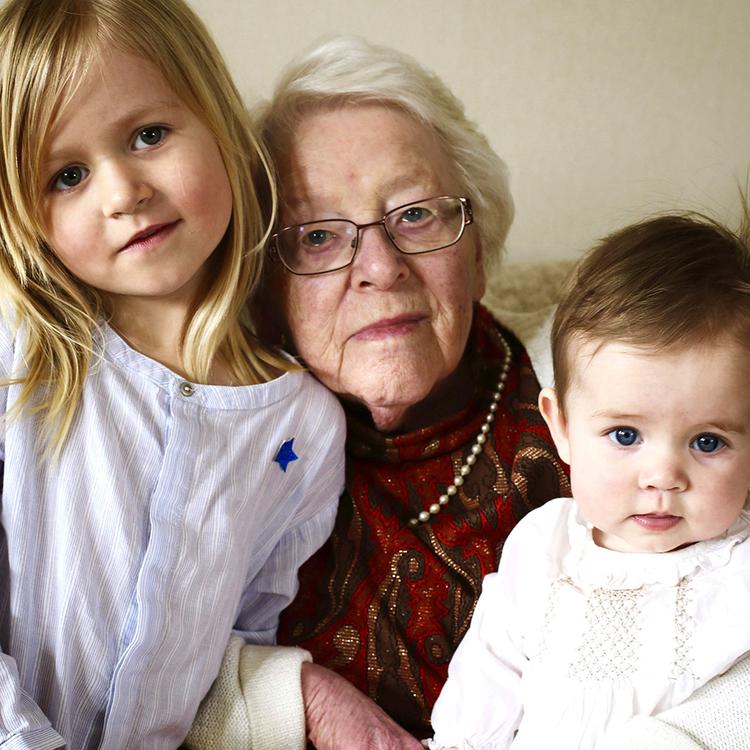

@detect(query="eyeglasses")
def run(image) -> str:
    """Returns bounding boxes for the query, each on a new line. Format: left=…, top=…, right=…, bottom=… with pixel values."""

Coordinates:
left=270, top=195, right=473, bottom=276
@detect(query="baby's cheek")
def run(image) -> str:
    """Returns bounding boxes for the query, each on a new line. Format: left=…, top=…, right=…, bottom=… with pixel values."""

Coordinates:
left=571, top=465, right=618, bottom=519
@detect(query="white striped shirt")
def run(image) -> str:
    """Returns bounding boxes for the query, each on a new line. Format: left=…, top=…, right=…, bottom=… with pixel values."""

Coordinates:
left=0, top=322, right=345, bottom=749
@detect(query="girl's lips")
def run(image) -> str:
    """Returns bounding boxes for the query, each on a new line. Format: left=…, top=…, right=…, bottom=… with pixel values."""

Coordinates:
left=631, top=513, right=682, bottom=531
left=352, top=315, right=425, bottom=341
left=120, top=221, right=179, bottom=252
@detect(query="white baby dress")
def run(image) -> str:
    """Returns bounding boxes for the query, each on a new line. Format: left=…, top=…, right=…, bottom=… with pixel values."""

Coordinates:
left=429, top=498, right=750, bottom=750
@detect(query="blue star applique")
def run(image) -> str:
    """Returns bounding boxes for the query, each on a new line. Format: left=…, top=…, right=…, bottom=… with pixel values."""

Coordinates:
left=274, top=438, right=298, bottom=472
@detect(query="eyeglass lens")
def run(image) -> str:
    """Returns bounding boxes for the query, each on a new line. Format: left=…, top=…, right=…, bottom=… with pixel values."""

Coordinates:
left=275, top=196, right=467, bottom=275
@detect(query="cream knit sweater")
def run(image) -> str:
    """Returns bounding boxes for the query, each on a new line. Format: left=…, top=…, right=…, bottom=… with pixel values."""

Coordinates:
left=596, top=654, right=750, bottom=750
left=184, top=635, right=310, bottom=749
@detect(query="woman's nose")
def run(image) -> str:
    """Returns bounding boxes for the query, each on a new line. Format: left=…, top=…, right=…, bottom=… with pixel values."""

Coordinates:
left=349, top=223, right=410, bottom=290
left=98, top=159, right=153, bottom=218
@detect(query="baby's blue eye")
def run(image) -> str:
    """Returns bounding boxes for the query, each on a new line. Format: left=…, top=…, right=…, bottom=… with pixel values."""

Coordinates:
left=608, top=427, right=639, bottom=446
left=52, top=165, right=89, bottom=191
left=691, top=433, right=724, bottom=453
left=133, top=126, right=166, bottom=150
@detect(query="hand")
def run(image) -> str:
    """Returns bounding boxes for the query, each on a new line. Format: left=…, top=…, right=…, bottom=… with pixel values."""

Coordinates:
left=301, top=662, right=424, bottom=749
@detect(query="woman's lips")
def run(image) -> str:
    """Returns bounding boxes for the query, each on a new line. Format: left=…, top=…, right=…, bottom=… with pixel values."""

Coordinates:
left=351, top=315, right=425, bottom=341
left=120, top=221, right=179, bottom=253
left=631, top=513, right=682, bottom=531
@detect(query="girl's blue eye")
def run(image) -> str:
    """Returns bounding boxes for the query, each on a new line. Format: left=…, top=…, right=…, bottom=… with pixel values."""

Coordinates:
left=691, top=433, right=725, bottom=453
left=53, top=165, right=89, bottom=191
left=133, top=126, right=166, bottom=150
left=608, top=427, right=639, bottom=446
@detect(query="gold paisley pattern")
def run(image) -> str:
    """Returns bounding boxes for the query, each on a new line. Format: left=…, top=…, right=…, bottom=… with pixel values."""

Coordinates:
left=279, top=307, right=570, bottom=737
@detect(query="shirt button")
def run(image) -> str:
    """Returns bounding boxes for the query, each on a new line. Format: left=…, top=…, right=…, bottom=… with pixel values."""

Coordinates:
left=179, top=381, right=195, bottom=397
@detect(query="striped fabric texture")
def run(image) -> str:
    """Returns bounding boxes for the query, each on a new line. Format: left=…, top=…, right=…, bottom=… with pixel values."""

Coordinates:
left=0, top=322, right=345, bottom=749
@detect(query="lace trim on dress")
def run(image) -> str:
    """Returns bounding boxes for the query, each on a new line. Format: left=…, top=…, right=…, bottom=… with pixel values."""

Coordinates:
left=568, top=585, right=643, bottom=680
left=671, top=576, right=696, bottom=680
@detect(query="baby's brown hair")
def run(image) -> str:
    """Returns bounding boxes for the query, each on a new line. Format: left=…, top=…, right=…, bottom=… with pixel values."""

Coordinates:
left=552, top=212, right=750, bottom=409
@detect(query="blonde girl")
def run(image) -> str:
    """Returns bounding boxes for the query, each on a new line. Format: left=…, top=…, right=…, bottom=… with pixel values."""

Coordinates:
left=0, top=0, right=344, bottom=747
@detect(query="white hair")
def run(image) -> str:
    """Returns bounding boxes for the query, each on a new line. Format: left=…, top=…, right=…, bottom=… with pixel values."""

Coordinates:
left=257, top=34, right=514, bottom=269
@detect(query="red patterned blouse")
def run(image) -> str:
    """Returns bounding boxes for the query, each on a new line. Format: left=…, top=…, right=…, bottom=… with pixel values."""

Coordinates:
left=278, top=305, right=570, bottom=738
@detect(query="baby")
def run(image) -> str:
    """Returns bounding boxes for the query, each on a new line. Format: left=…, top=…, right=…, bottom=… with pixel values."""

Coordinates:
left=429, top=212, right=750, bottom=749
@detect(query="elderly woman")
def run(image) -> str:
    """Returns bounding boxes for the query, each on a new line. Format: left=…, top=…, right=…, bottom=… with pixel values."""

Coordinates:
left=184, top=35, right=565, bottom=749
left=261, top=35, right=568, bottom=740
left=187, top=36, right=750, bottom=750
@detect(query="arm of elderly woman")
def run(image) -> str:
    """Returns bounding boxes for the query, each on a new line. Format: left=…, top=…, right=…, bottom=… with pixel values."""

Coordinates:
left=185, top=639, right=422, bottom=749
left=184, top=636, right=310, bottom=749
left=302, top=662, right=423, bottom=749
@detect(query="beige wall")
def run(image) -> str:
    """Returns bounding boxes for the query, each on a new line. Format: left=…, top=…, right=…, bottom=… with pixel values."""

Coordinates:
left=191, top=0, right=750, bottom=263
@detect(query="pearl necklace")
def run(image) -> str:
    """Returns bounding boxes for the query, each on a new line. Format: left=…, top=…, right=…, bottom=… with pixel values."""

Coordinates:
left=408, top=332, right=512, bottom=528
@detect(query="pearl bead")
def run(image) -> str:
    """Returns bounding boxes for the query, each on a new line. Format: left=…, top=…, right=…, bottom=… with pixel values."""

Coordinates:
left=408, top=331, right=510, bottom=527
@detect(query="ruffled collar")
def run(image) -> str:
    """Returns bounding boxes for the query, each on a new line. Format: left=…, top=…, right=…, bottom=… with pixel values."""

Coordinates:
left=562, top=506, right=750, bottom=588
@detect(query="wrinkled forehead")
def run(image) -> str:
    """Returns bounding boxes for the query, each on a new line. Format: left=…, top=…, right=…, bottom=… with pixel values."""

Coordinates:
left=276, top=102, right=461, bottom=223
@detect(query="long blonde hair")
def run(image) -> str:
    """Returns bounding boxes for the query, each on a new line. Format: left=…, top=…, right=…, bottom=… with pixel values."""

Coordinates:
left=0, top=0, right=290, bottom=453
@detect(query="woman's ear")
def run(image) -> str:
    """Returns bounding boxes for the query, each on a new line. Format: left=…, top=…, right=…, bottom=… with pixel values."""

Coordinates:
left=538, top=387, right=571, bottom=465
